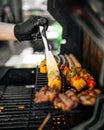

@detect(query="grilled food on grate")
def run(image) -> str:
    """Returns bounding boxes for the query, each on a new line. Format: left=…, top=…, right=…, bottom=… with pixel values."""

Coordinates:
left=56, top=53, right=96, bottom=91
left=34, top=86, right=58, bottom=103
left=36, top=53, right=101, bottom=111
left=69, top=54, right=82, bottom=68
left=34, top=85, right=102, bottom=111
left=78, top=88, right=102, bottom=106
left=53, top=89, right=79, bottom=111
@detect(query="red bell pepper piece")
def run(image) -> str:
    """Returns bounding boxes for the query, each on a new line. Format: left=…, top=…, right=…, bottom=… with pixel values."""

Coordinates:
left=87, top=79, right=96, bottom=88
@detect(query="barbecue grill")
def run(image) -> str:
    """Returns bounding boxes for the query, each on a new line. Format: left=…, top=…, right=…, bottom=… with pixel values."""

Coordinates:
left=0, top=67, right=96, bottom=130
left=0, top=0, right=104, bottom=129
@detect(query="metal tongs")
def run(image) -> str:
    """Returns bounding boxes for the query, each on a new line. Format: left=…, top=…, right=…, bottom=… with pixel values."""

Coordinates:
left=39, top=26, right=50, bottom=51
left=39, top=26, right=59, bottom=73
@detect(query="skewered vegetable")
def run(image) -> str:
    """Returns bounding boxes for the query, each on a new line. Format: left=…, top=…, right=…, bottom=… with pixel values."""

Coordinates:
left=70, top=76, right=87, bottom=91
left=45, top=51, right=62, bottom=91
left=40, top=59, right=47, bottom=73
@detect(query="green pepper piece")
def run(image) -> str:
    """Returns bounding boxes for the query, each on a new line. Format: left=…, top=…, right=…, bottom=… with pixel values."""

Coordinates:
left=73, top=66, right=78, bottom=69
left=71, top=71, right=77, bottom=76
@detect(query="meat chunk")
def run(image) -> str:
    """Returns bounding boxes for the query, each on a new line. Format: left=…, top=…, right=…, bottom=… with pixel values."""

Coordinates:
left=53, top=89, right=79, bottom=111
left=78, top=88, right=102, bottom=106
left=34, top=86, right=58, bottom=103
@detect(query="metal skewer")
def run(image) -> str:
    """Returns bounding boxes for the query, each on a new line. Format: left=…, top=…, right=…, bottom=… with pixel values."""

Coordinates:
left=38, top=113, right=51, bottom=130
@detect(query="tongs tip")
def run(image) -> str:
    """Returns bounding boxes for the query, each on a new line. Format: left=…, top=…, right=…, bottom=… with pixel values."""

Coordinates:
left=39, top=26, right=50, bottom=51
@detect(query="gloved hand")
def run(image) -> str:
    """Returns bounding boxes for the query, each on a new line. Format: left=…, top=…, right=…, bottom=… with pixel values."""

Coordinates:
left=14, top=16, right=48, bottom=41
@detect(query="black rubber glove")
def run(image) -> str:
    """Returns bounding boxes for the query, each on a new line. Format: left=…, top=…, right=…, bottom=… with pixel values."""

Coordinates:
left=14, top=16, right=48, bottom=41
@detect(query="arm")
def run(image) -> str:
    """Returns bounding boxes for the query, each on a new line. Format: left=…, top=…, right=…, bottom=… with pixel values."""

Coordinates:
left=0, top=22, right=17, bottom=40
left=0, top=16, right=48, bottom=41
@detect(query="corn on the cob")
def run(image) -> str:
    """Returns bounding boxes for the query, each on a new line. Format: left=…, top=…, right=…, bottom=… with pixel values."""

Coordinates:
left=46, top=51, right=61, bottom=91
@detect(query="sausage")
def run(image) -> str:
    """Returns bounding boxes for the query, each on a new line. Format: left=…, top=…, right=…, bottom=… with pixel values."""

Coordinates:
left=64, top=54, right=74, bottom=69
left=69, top=53, right=81, bottom=68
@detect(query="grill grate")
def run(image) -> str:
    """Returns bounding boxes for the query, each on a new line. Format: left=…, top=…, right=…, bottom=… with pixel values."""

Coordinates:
left=0, top=68, right=93, bottom=130
left=0, top=85, right=33, bottom=130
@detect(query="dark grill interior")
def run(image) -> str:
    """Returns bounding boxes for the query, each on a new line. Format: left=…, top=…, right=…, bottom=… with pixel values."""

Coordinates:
left=0, top=68, right=93, bottom=130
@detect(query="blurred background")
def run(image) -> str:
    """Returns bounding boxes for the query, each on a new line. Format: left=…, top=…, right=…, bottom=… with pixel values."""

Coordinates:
left=0, top=0, right=65, bottom=67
